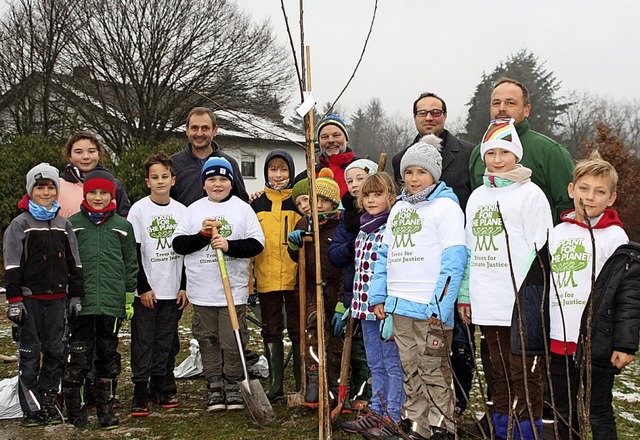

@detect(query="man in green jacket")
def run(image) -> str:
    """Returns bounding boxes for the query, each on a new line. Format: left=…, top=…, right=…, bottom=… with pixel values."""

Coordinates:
left=469, top=78, right=574, bottom=225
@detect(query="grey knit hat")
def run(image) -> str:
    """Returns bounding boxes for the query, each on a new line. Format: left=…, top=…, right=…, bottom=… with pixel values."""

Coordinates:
left=26, top=163, right=60, bottom=196
left=400, top=134, right=443, bottom=181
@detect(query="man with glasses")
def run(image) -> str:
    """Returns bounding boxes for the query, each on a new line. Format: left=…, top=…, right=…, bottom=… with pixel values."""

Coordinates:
left=469, top=78, right=574, bottom=224
left=391, top=92, right=476, bottom=427
left=392, top=92, right=474, bottom=210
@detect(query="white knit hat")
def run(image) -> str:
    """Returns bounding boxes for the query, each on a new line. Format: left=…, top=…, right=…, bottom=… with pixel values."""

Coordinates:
left=480, top=118, right=523, bottom=161
left=26, top=163, right=59, bottom=196
left=344, top=159, right=378, bottom=178
left=400, top=134, right=443, bottom=182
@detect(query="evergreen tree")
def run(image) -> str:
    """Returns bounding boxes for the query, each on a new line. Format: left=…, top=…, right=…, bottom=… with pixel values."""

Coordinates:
left=464, top=49, right=569, bottom=143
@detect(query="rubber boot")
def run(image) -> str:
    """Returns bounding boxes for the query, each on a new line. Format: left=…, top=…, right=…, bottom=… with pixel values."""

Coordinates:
left=265, top=342, right=284, bottom=402
left=304, top=363, right=319, bottom=407
left=130, top=381, right=149, bottom=417
left=95, top=378, right=119, bottom=429
left=292, top=343, right=302, bottom=392
left=64, top=387, right=87, bottom=428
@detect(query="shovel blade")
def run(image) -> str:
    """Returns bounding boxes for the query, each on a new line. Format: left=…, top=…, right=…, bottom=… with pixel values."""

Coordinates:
left=239, top=378, right=276, bottom=426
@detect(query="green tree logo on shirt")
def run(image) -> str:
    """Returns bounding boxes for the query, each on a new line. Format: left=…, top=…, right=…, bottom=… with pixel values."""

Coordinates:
left=551, top=238, right=591, bottom=288
left=471, top=204, right=503, bottom=251
left=391, top=208, right=422, bottom=247
left=147, top=214, right=178, bottom=249
left=203, top=217, right=233, bottom=252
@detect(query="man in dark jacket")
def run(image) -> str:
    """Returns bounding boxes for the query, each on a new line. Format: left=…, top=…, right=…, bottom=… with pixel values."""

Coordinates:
left=171, top=107, right=248, bottom=206
left=392, top=92, right=474, bottom=210
left=392, top=92, right=475, bottom=418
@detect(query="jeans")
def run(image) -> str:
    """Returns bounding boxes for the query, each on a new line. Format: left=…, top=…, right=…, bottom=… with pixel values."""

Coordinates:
left=361, top=319, right=405, bottom=421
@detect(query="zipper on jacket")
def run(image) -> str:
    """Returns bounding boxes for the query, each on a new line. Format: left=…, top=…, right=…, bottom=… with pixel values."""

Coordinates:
left=282, top=216, right=289, bottom=245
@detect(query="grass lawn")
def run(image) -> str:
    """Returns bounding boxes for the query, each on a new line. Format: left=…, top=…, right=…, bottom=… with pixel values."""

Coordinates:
left=0, top=301, right=639, bottom=439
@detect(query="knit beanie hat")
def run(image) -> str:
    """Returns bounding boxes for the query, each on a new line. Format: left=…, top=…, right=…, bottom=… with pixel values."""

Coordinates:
left=202, top=156, right=234, bottom=185
left=26, top=163, right=59, bottom=196
left=317, top=114, right=349, bottom=141
left=292, top=177, right=309, bottom=202
left=83, top=169, right=116, bottom=198
left=344, top=158, right=378, bottom=178
left=481, top=118, right=523, bottom=161
left=315, top=168, right=341, bottom=207
left=400, top=134, right=443, bottom=182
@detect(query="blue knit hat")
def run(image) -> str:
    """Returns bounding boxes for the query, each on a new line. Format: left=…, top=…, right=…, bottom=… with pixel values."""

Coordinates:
left=202, top=157, right=234, bottom=185
left=317, top=114, right=349, bottom=141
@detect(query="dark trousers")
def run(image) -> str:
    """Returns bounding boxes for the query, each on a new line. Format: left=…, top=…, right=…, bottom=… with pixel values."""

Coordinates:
left=130, top=298, right=180, bottom=383
left=258, top=290, right=300, bottom=343
left=483, top=325, right=543, bottom=419
left=550, top=353, right=617, bottom=440
left=63, top=315, right=122, bottom=387
left=451, top=310, right=475, bottom=412
left=17, top=297, right=66, bottom=412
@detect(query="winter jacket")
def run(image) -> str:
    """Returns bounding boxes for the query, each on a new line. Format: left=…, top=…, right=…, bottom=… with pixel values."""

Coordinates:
left=576, top=242, right=640, bottom=374
left=252, top=150, right=301, bottom=293
left=328, top=192, right=360, bottom=307
left=170, top=141, right=248, bottom=206
left=392, top=130, right=474, bottom=210
left=58, top=163, right=131, bottom=218
left=3, top=197, right=84, bottom=302
left=294, top=148, right=358, bottom=198
left=369, top=182, right=467, bottom=327
left=469, top=119, right=574, bottom=224
left=288, top=215, right=344, bottom=316
left=69, top=208, right=138, bottom=318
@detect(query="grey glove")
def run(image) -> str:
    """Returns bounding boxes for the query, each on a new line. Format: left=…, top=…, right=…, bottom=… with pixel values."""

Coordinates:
left=68, top=297, right=82, bottom=323
left=7, top=301, right=27, bottom=326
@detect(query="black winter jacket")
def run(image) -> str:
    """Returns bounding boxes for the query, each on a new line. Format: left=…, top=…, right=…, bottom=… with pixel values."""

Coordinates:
left=576, top=242, right=640, bottom=373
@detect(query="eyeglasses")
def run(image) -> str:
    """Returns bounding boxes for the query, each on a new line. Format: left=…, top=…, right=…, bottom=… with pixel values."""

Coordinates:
left=415, top=109, right=446, bottom=118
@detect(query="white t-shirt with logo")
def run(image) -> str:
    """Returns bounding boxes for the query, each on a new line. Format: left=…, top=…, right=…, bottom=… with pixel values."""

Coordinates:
left=549, top=220, right=628, bottom=344
left=465, top=182, right=552, bottom=326
left=173, top=195, right=264, bottom=307
left=128, top=196, right=187, bottom=300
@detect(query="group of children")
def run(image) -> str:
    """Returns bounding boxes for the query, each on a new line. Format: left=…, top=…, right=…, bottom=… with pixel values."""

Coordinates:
left=3, top=115, right=639, bottom=440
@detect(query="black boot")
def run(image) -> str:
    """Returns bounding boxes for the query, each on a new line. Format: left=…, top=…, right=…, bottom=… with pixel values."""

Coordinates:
left=130, top=381, right=149, bottom=417
left=95, top=378, right=119, bottom=429
left=292, top=343, right=302, bottom=392
left=42, top=390, right=63, bottom=425
left=265, top=342, right=284, bottom=402
left=64, top=386, right=87, bottom=428
left=304, top=363, right=319, bottom=407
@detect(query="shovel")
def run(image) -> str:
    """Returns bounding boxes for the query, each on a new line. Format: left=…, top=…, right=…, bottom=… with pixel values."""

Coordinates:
left=330, top=314, right=355, bottom=420
left=210, top=221, right=276, bottom=426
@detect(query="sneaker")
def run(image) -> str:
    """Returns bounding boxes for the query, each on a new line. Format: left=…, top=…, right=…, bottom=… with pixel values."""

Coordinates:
left=150, top=390, right=180, bottom=409
left=430, top=427, right=455, bottom=440
left=22, top=411, right=41, bottom=427
left=340, top=413, right=379, bottom=434
left=362, top=424, right=400, bottom=440
left=130, top=395, right=149, bottom=417
left=225, top=383, right=244, bottom=411
left=206, top=382, right=226, bottom=412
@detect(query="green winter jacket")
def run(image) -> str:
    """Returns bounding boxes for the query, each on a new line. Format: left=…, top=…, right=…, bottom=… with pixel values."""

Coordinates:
left=69, top=208, right=138, bottom=318
left=469, top=119, right=574, bottom=225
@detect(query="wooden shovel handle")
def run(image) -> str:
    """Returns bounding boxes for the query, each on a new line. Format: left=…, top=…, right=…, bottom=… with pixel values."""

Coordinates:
left=211, top=224, right=241, bottom=331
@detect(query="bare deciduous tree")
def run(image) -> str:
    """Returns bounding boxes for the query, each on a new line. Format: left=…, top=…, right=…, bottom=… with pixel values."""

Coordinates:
left=63, top=0, right=294, bottom=154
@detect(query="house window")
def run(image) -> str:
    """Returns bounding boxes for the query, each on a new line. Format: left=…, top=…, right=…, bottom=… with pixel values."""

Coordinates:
left=241, top=155, right=256, bottom=178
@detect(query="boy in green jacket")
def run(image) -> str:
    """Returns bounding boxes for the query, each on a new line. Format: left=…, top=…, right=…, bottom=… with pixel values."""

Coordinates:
left=64, top=170, right=138, bottom=429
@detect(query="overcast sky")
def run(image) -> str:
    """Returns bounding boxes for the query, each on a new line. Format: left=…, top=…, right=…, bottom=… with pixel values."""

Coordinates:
left=236, top=0, right=640, bottom=127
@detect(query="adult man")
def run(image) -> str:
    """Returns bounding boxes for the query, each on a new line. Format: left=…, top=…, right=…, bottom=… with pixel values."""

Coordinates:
left=302, top=113, right=357, bottom=197
left=468, top=78, right=574, bottom=224
left=392, top=92, right=474, bottom=210
left=171, top=107, right=248, bottom=206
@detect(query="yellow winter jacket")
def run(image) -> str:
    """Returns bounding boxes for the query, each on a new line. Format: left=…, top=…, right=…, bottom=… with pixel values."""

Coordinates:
left=251, top=187, right=301, bottom=293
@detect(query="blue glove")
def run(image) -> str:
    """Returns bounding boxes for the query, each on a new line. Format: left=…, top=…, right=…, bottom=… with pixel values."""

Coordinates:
left=380, top=314, right=394, bottom=342
left=125, top=292, right=135, bottom=320
left=331, top=303, right=348, bottom=337
left=288, top=230, right=303, bottom=250
left=68, top=297, right=82, bottom=323
left=7, top=301, right=27, bottom=326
